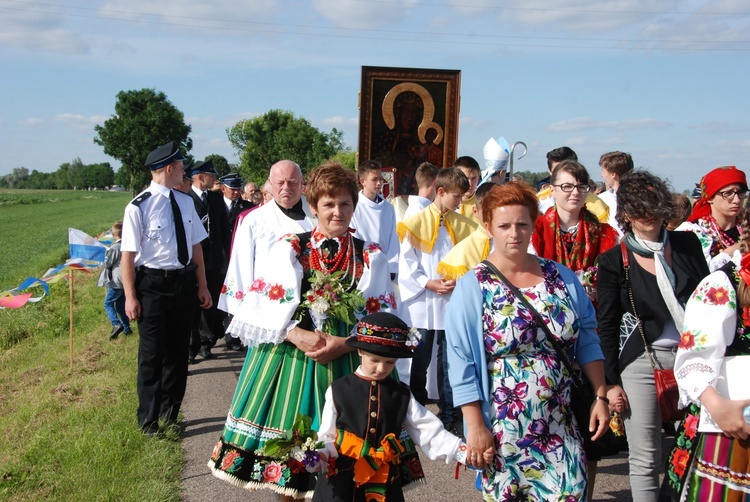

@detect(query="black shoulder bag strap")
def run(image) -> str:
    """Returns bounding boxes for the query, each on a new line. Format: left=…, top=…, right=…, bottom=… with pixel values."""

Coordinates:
left=480, top=260, right=582, bottom=385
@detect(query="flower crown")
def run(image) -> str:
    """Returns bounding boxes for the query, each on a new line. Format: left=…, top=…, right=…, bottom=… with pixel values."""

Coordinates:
left=354, top=321, right=421, bottom=349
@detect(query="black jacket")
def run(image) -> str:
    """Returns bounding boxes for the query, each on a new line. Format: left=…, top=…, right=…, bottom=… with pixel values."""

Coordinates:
left=596, top=231, right=709, bottom=385
left=189, top=189, right=231, bottom=273
left=226, top=198, right=254, bottom=233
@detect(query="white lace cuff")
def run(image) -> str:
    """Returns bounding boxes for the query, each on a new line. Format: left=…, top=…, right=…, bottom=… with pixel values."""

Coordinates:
left=226, top=317, right=291, bottom=347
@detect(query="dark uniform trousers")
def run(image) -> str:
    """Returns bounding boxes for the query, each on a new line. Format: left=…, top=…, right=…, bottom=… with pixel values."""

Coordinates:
left=135, top=268, right=197, bottom=429
left=189, top=269, right=226, bottom=354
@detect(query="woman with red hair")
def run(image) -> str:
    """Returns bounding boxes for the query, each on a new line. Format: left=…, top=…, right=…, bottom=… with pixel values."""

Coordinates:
left=681, top=166, right=748, bottom=272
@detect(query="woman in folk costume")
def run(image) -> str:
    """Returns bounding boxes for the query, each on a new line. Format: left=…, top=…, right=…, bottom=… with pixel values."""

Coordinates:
left=531, top=160, right=619, bottom=297
left=680, top=166, right=748, bottom=272
left=661, top=206, right=750, bottom=501
left=208, top=161, right=413, bottom=500
left=530, top=159, right=619, bottom=499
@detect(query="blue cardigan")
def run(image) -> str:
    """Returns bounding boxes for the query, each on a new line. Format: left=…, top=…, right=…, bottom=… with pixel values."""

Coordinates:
left=445, top=259, right=604, bottom=430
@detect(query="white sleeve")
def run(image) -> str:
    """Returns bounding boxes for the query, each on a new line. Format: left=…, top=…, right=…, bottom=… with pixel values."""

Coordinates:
left=674, top=271, right=738, bottom=407
left=318, top=387, right=339, bottom=460
left=403, top=393, right=462, bottom=463
left=397, top=239, right=428, bottom=303
left=219, top=216, right=256, bottom=315
left=120, top=203, right=142, bottom=254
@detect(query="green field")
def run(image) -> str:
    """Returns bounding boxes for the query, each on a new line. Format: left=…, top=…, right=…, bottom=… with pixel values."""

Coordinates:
left=0, top=189, right=132, bottom=289
left=0, top=190, right=183, bottom=501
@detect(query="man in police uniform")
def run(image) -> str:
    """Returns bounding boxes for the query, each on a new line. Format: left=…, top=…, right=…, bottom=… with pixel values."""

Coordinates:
left=187, top=160, right=231, bottom=362
left=121, top=141, right=212, bottom=436
left=219, top=173, right=254, bottom=233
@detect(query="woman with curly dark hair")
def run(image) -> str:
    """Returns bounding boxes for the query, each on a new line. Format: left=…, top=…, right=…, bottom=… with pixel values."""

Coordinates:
left=596, top=170, right=709, bottom=501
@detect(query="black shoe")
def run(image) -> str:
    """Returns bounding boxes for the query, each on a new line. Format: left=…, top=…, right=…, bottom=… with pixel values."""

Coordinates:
left=141, top=422, right=159, bottom=437
left=198, top=347, right=213, bottom=359
left=110, top=325, right=124, bottom=340
left=188, top=355, right=197, bottom=365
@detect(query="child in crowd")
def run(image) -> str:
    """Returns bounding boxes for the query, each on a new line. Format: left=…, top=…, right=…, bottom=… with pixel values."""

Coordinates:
left=396, top=167, right=477, bottom=432
left=668, top=192, right=694, bottom=230
left=402, top=162, right=439, bottom=221
left=314, top=312, right=484, bottom=501
left=351, top=160, right=400, bottom=280
left=97, top=222, right=131, bottom=340
left=597, top=151, right=634, bottom=236
left=454, top=156, right=482, bottom=224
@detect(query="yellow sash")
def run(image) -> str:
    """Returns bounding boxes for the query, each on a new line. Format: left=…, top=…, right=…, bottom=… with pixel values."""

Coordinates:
left=396, top=204, right=477, bottom=254
left=437, top=227, right=491, bottom=280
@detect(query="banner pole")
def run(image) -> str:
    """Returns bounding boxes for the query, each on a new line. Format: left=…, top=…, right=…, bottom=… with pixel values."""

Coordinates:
left=69, top=269, right=74, bottom=371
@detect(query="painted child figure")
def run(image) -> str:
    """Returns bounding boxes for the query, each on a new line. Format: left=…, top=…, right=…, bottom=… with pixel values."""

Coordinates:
left=314, top=312, right=485, bottom=501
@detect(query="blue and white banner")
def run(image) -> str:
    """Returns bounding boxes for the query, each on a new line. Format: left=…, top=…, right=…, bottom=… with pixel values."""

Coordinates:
left=69, top=228, right=107, bottom=262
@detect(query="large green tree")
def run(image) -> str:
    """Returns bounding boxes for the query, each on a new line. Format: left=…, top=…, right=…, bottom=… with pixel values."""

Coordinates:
left=227, top=109, right=344, bottom=182
left=94, top=89, right=191, bottom=193
left=204, top=154, right=231, bottom=177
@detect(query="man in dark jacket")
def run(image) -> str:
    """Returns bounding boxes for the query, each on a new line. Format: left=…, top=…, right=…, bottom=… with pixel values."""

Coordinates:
left=188, top=160, right=232, bottom=362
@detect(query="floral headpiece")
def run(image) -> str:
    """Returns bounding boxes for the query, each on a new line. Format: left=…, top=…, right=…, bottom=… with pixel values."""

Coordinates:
left=346, top=312, right=420, bottom=358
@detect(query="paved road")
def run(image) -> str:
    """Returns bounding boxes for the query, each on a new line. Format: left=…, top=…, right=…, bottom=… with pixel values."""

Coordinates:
left=181, top=339, right=635, bottom=501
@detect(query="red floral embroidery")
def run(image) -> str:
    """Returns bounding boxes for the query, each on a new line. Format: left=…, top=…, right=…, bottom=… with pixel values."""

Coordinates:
left=742, top=307, right=750, bottom=329
left=678, top=331, right=696, bottom=350
left=263, top=461, right=283, bottom=483
left=250, top=278, right=266, bottom=292
left=267, top=284, right=286, bottom=301
left=670, top=447, right=691, bottom=477
left=705, top=286, right=730, bottom=305
left=235, top=290, right=244, bottom=300
left=365, top=297, right=380, bottom=314
left=684, top=413, right=699, bottom=440
left=221, top=450, right=240, bottom=471
left=211, top=441, right=222, bottom=461
left=221, top=284, right=228, bottom=294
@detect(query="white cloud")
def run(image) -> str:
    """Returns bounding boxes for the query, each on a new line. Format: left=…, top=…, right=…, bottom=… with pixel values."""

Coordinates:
left=54, top=114, right=109, bottom=128
left=320, top=115, right=358, bottom=128
left=19, top=118, right=46, bottom=127
left=548, top=117, right=672, bottom=132
left=98, top=0, right=278, bottom=26
left=695, top=121, right=750, bottom=134
left=312, top=0, right=420, bottom=29
left=0, top=6, right=89, bottom=53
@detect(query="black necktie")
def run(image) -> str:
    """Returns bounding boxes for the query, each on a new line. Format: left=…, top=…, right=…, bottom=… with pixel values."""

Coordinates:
left=201, top=191, right=207, bottom=206
left=169, top=191, right=189, bottom=266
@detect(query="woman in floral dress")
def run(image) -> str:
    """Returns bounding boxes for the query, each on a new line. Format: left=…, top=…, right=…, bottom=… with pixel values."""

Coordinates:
left=208, top=162, right=402, bottom=499
left=680, top=166, right=747, bottom=272
left=446, top=181, right=609, bottom=501
left=661, top=206, right=750, bottom=501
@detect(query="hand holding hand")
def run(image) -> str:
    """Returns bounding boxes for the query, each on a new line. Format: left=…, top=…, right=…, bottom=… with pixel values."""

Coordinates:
left=305, top=332, right=352, bottom=364
left=288, top=327, right=326, bottom=353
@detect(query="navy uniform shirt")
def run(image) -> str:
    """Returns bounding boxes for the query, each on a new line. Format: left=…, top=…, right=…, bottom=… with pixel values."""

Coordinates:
left=122, top=181, right=208, bottom=270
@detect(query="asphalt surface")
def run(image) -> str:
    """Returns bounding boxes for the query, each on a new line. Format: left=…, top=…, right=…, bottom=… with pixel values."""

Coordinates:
left=180, top=338, right=636, bottom=501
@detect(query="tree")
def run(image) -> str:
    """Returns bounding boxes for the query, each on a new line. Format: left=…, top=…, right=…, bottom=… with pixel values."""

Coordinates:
left=4, top=167, right=30, bottom=189
left=94, top=88, right=191, bottom=194
left=515, top=170, right=550, bottom=189
left=227, top=109, right=345, bottom=182
left=204, top=154, right=231, bottom=177
left=330, top=149, right=357, bottom=170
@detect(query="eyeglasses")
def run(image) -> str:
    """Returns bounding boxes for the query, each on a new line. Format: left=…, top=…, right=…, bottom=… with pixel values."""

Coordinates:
left=552, top=183, right=591, bottom=193
left=717, top=188, right=750, bottom=201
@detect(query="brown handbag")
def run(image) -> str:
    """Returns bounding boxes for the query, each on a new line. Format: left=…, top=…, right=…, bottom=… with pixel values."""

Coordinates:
left=621, top=242, right=685, bottom=422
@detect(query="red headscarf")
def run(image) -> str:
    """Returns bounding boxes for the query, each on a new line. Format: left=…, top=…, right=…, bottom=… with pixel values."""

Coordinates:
left=687, top=166, right=747, bottom=222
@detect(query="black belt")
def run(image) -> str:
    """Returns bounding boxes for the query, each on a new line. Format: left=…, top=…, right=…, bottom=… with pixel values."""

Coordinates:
left=138, top=264, right=196, bottom=277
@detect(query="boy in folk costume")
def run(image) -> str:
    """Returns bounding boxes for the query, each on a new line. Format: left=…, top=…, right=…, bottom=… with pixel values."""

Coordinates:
left=454, top=156, right=482, bottom=225
left=351, top=160, right=400, bottom=280
left=314, top=312, right=478, bottom=501
left=437, top=182, right=498, bottom=281
left=396, top=167, right=477, bottom=431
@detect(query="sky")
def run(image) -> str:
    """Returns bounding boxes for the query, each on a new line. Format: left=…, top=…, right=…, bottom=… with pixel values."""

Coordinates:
left=0, top=0, right=748, bottom=191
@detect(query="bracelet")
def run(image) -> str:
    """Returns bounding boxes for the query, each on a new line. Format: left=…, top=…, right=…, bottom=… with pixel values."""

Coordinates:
left=595, top=395, right=610, bottom=404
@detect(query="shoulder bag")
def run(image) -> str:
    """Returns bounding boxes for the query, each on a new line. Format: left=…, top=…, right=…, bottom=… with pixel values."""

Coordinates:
left=480, top=260, right=622, bottom=455
left=620, top=242, right=684, bottom=422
